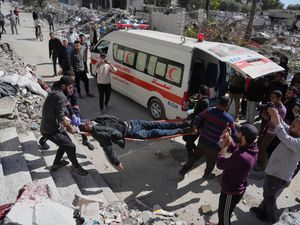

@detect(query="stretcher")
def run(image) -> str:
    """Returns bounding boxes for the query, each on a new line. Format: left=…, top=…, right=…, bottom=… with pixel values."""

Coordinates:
left=78, top=118, right=196, bottom=142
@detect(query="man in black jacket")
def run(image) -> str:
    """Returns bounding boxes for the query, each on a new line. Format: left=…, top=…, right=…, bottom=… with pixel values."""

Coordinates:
left=49, top=32, right=62, bottom=76
left=58, top=38, right=72, bottom=74
left=40, top=76, right=88, bottom=175
left=245, top=77, right=268, bottom=124
left=79, top=115, right=191, bottom=171
left=179, top=85, right=210, bottom=178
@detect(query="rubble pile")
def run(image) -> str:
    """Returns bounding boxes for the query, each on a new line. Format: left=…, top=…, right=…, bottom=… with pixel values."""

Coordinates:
left=80, top=201, right=188, bottom=225
left=203, top=11, right=300, bottom=73
left=0, top=182, right=189, bottom=225
left=47, top=7, right=148, bottom=38
left=0, top=43, right=47, bottom=133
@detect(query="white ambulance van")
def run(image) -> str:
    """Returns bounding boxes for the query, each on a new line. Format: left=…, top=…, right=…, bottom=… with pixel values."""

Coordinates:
left=90, top=30, right=283, bottom=119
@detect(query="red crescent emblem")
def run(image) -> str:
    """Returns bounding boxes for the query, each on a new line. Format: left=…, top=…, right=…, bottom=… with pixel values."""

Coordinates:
left=168, top=67, right=177, bottom=81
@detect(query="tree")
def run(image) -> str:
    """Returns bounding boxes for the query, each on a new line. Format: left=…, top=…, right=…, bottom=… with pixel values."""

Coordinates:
left=261, top=0, right=284, bottom=10
left=287, top=4, right=300, bottom=10
left=244, top=0, right=257, bottom=40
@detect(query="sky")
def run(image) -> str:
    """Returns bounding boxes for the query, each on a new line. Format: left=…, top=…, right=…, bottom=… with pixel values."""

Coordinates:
left=281, top=0, right=300, bottom=7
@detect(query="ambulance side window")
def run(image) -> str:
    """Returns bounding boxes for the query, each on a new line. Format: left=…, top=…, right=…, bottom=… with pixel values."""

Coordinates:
left=95, top=40, right=110, bottom=55
left=136, top=52, right=147, bottom=72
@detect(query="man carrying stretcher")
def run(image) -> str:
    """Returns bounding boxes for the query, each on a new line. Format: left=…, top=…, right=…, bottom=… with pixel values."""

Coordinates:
left=79, top=115, right=193, bottom=171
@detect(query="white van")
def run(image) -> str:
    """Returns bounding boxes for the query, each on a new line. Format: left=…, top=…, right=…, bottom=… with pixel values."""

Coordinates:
left=90, top=30, right=283, bottom=119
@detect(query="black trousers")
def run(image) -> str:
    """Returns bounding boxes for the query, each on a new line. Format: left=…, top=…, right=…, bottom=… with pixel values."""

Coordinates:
left=0, top=21, right=6, bottom=33
left=49, top=23, right=54, bottom=32
left=74, top=70, right=89, bottom=95
left=52, top=54, right=58, bottom=75
left=43, top=130, right=80, bottom=167
left=35, top=25, right=41, bottom=38
left=218, top=191, right=244, bottom=225
left=97, top=83, right=111, bottom=110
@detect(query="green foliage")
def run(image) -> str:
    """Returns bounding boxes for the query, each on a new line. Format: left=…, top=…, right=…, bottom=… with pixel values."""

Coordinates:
left=219, top=0, right=240, bottom=12
left=287, top=4, right=300, bottom=10
left=261, top=0, right=284, bottom=10
left=210, top=0, right=221, bottom=10
left=184, top=24, right=198, bottom=38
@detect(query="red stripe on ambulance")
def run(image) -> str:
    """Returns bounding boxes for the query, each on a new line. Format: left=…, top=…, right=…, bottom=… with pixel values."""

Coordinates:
left=112, top=70, right=183, bottom=105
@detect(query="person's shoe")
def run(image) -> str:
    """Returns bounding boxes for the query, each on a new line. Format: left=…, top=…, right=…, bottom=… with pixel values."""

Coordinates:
left=202, top=173, right=216, bottom=180
left=79, top=94, right=84, bottom=99
left=87, top=93, right=95, bottom=97
left=250, top=207, right=268, bottom=222
left=39, top=139, right=50, bottom=150
left=178, top=167, right=187, bottom=180
left=71, top=165, right=88, bottom=176
left=82, top=140, right=95, bottom=150
left=50, top=160, right=69, bottom=171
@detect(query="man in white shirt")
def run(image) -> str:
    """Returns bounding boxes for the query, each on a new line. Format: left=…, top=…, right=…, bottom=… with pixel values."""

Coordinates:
left=250, top=108, right=300, bottom=223
left=96, top=53, right=117, bottom=112
left=65, top=27, right=78, bottom=47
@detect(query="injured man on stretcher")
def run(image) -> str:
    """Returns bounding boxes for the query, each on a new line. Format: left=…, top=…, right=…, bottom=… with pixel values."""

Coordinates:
left=79, top=115, right=193, bottom=171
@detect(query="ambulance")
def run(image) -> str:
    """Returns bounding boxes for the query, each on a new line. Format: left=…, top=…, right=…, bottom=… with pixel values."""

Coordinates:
left=90, top=30, right=284, bottom=119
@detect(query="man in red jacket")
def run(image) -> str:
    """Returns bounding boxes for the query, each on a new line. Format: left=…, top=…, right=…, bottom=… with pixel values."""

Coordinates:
left=207, top=124, right=258, bottom=225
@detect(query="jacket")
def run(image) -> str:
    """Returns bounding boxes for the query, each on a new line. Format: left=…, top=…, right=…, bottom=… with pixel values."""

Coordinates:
left=58, top=46, right=72, bottom=71
left=49, top=37, right=62, bottom=57
left=70, top=49, right=85, bottom=72
left=228, top=75, right=245, bottom=94
left=245, top=77, right=268, bottom=102
left=91, top=115, right=127, bottom=166
left=40, top=90, right=67, bottom=135
left=217, top=143, right=258, bottom=195
left=189, top=97, right=209, bottom=121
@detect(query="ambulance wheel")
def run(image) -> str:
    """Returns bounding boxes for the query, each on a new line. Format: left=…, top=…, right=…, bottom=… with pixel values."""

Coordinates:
left=149, top=98, right=166, bottom=120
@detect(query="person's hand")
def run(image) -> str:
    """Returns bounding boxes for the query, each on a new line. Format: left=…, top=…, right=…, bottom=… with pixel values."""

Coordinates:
left=115, top=163, right=124, bottom=172
left=221, top=129, right=231, bottom=148
left=66, top=124, right=76, bottom=134
left=292, top=106, right=300, bottom=118
left=267, top=107, right=280, bottom=126
left=71, top=115, right=81, bottom=126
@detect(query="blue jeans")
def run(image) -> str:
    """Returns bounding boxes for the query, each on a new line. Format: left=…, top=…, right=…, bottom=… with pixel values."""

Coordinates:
left=127, top=120, right=185, bottom=139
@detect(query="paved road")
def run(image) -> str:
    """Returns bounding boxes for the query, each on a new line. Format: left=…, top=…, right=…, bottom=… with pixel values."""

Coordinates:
left=2, top=2, right=300, bottom=224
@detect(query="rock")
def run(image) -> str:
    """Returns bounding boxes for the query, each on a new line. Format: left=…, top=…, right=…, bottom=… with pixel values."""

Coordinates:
left=199, top=205, right=212, bottom=215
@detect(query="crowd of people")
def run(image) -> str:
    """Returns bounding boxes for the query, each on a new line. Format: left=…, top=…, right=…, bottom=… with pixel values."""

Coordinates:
left=39, top=57, right=300, bottom=225
left=2, top=2, right=299, bottom=224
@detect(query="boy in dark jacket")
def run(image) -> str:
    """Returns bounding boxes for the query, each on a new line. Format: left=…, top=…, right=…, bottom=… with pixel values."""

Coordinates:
left=208, top=124, right=258, bottom=225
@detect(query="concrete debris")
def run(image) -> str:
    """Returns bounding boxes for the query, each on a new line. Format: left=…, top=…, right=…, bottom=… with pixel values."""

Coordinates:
left=274, top=210, right=300, bottom=225
left=203, top=11, right=300, bottom=74
left=199, top=205, right=212, bottom=215
left=0, top=44, right=47, bottom=134
left=49, top=7, right=148, bottom=39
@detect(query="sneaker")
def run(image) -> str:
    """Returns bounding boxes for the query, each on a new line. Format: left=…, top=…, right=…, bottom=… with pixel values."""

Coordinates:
left=82, top=140, right=95, bottom=150
left=50, top=160, right=69, bottom=171
left=39, top=139, right=50, bottom=150
left=202, top=173, right=216, bottom=180
left=71, top=165, right=88, bottom=176
left=87, top=93, right=95, bottom=97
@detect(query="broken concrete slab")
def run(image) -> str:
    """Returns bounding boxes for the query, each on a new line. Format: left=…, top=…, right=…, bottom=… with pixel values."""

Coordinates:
left=0, top=127, right=32, bottom=204
left=0, top=97, right=17, bottom=117
left=35, top=198, right=76, bottom=225
left=19, top=132, right=61, bottom=203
